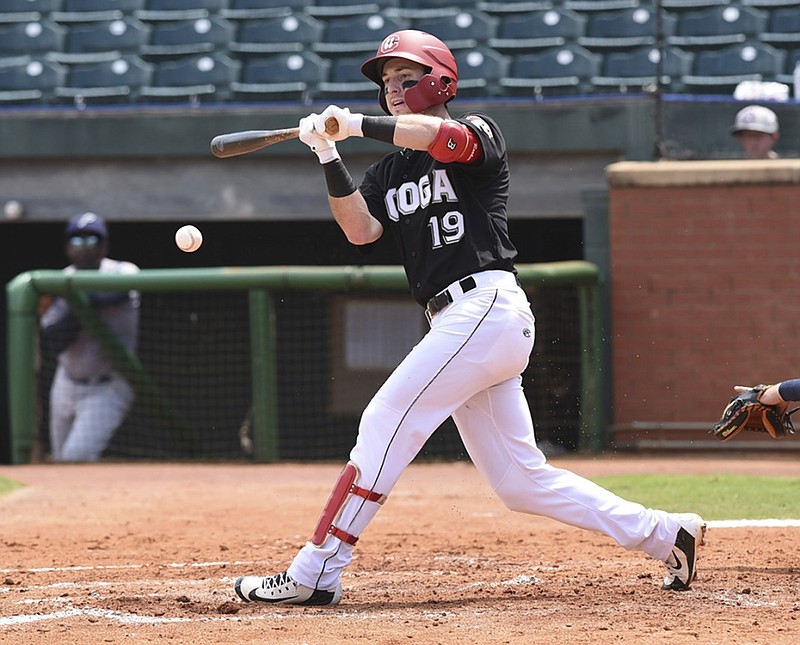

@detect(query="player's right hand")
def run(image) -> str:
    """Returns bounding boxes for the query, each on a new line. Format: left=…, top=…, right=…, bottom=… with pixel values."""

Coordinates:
left=315, top=106, right=363, bottom=142
left=299, top=115, right=340, bottom=164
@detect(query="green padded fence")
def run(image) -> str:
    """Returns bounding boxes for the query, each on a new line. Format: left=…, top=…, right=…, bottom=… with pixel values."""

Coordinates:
left=6, top=262, right=604, bottom=464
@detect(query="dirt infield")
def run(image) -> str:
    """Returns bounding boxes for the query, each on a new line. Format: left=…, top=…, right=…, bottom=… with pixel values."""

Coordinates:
left=1, top=454, right=798, bottom=644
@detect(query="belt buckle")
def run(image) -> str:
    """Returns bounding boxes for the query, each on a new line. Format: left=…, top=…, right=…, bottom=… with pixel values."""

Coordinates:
left=426, top=290, right=453, bottom=321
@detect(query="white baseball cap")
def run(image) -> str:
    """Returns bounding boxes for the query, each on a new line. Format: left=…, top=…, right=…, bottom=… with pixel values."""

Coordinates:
left=731, top=105, right=779, bottom=135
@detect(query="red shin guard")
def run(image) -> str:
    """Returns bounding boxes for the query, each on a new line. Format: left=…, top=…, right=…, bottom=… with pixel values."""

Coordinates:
left=311, top=462, right=386, bottom=547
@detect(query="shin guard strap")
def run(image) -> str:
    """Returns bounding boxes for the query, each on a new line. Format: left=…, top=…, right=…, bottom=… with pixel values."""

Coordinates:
left=330, top=526, right=359, bottom=546
left=351, top=484, right=387, bottom=505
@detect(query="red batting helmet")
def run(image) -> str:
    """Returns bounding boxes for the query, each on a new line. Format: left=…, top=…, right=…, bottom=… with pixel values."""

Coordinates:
left=361, top=30, right=458, bottom=114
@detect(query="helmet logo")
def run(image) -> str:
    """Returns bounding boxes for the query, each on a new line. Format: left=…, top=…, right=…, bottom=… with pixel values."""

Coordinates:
left=381, top=34, right=400, bottom=53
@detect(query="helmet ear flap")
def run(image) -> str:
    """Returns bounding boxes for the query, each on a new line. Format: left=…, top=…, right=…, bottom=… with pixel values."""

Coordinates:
left=377, top=87, right=390, bottom=114
left=403, top=73, right=455, bottom=112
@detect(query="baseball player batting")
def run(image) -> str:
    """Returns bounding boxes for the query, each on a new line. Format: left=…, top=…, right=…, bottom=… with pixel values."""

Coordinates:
left=235, top=30, right=706, bottom=606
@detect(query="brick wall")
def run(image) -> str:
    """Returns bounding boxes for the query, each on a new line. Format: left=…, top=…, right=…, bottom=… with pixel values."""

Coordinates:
left=606, top=160, right=800, bottom=446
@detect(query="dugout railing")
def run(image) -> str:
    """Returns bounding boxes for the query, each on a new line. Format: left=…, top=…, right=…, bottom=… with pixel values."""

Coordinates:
left=6, top=262, right=604, bottom=465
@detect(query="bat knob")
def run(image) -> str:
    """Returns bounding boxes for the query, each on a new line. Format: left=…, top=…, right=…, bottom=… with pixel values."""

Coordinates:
left=210, top=137, right=225, bottom=157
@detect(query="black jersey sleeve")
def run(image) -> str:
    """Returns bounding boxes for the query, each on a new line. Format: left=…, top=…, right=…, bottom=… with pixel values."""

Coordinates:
left=344, top=161, right=388, bottom=255
left=359, top=161, right=387, bottom=228
left=459, top=113, right=506, bottom=169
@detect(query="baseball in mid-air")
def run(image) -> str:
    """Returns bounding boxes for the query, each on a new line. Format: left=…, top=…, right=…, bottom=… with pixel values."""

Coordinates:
left=175, top=225, right=203, bottom=253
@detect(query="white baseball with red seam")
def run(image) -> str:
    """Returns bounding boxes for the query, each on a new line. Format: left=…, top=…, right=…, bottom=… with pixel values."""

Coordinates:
left=175, top=225, right=203, bottom=252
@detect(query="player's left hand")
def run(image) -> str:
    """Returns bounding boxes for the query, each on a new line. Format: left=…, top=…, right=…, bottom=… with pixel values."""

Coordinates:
left=315, top=105, right=364, bottom=142
left=734, top=384, right=788, bottom=413
left=299, top=114, right=340, bottom=164
left=711, top=384, right=795, bottom=441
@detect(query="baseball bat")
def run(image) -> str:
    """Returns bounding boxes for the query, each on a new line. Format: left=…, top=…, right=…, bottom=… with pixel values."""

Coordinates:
left=210, top=117, right=340, bottom=158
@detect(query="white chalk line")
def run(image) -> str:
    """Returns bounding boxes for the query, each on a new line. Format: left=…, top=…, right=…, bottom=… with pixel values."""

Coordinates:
left=0, top=560, right=259, bottom=575
left=706, top=519, right=800, bottom=528
left=2, top=520, right=798, bottom=628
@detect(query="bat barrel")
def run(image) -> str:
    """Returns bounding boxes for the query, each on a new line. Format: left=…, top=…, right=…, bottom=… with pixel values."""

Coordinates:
left=210, top=128, right=300, bottom=158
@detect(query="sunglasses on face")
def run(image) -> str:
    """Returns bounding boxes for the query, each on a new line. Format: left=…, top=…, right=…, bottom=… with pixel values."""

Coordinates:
left=68, top=235, right=101, bottom=248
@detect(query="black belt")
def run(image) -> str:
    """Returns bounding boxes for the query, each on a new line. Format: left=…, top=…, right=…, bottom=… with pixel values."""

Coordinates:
left=426, top=276, right=477, bottom=319
left=69, top=374, right=112, bottom=385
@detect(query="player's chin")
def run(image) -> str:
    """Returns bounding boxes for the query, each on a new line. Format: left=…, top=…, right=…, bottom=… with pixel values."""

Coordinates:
left=388, top=101, right=411, bottom=116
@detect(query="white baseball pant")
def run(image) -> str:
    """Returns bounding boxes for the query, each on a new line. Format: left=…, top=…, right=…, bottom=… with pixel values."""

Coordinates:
left=289, top=271, right=681, bottom=590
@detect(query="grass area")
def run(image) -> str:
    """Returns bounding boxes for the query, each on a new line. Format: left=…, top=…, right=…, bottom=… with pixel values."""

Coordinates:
left=0, top=477, right=24, bottom=498
left=592, top=473, right=800, bottom=521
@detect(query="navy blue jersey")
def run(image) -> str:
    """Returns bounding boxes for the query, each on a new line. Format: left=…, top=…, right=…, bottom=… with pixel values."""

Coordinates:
left=359, top=112, right=517, bottom=306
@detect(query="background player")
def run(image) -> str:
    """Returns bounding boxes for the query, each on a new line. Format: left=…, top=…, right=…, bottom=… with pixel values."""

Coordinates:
left=39, top=212, right=140, bottom=462
left=731, top=105, right=780, bottom=159
left=235, top=30, right=706, bottom=606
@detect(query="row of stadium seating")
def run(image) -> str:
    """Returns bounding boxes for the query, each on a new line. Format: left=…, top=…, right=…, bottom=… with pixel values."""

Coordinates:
left=4, top=0, right=800, bottom=21
left=2, top=1, right=800, bottom=106
left=4, top=4, right=800, bottom=53
left=4, top=41, right=797, bottom=107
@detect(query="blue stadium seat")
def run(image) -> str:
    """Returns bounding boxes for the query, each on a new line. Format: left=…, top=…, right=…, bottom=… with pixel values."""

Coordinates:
left=136, top=0, right=227, bottom=21
left=489, top=8, right=587, bottom=52
left=742, top=0, right=800, bottom=6
left=0, top=20, right=66, bottom=58
left=139, top=52, right=240, bottom=102
left=0, top=57, right=66, bottom=104
left=563, top=0, right=639, bottom=11
left=760, top=7, right=800, bottom=47
left=477, top=1, right=554, bottom=16
left=0, top=0, right=63, bottom=23
left=2, top=0, right=63, bottom=9
left=411, top=10, right=498, bottom=50
left=54, top=55, right=153, bottom=105
left=229, top=13, right=325, bottom=55
left=141, top=16, right=235, bottom=58
left=52, top=0, right=146, bottom=23
left=220, top=0, right=305, bottom=20
left=230, top=50, right=329, bottom=102
left=669, top=5, right=769, bottom=49
left=307, top=0, right=400, bottom=19
left=454, top=46, right=509, bottom=97
left=312, top=14, right=409, bottom=55
left=682, top=41, right=786, bottom=92
left=591, top=45, right=694, bottom=93
left=499, top=43, right=601, bottom=97
left=315, top=55, right=378, bottom=100
left=394, top=0, right=466, bottom=19
left=660, top=0, right=730, bottom=9
left=775, top=46, right=800, bottom=86
left=578, top=6, right=678, bottom=50
left=49, top=17, right=151, bottom=64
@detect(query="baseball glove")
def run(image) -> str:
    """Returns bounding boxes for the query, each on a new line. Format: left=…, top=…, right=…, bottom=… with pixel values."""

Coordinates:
left=711, top=384, right=796, bottom=441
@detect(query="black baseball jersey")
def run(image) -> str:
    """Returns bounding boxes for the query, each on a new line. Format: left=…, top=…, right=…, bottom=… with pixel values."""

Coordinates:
left=359, top=111, right=518, bottom=306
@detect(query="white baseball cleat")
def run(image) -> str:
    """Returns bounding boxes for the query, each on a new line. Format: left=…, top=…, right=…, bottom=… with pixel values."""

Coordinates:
left=234, top=571, right=343, bottom=606
left=662, top=513, right=707, bottom=591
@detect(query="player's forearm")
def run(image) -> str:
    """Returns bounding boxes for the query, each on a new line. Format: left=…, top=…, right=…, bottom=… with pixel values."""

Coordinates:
left=776, top=379, right=800, bottom=403
left=753, top=379, right=800, bottom=405
left=757, top=384, right=784, bottom=405
left=358, top=114, right=441, bottom=150
left=329, top=109, right=441, bottom=151
left=329, top=192, right=383, bottom=245
left=389, top=114, right=442, bottom=150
